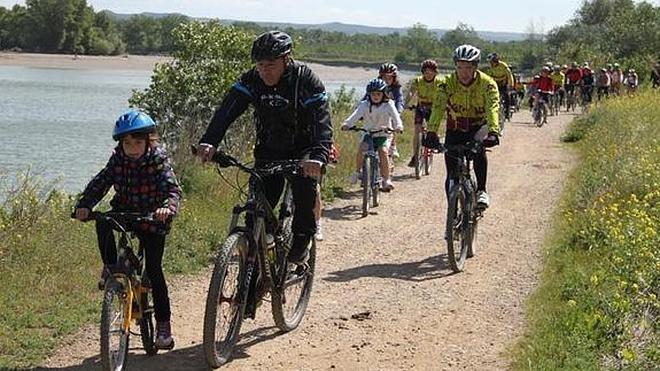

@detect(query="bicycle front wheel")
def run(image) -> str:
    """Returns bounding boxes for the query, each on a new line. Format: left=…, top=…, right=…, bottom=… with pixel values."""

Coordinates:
left=423, top=146, right=433, bottom=176
left=361, top=156, right=371, bottom=217
left=446, top=186, right=469, bottom=273
left=271, top=239, right=316, bottom=331
left=203, top=232, right=248, bottom=368
left=414, top=131, right=423, bottom=179
left=100, top=283, right=130, bottom=371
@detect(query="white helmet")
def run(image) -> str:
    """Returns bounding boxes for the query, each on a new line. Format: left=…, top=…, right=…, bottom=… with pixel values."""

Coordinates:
left=453, top=44, right=481, bottom=64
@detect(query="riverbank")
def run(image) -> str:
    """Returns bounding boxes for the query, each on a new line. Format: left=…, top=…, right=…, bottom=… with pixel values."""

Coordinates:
left=0, top=52, right=382, bottom=82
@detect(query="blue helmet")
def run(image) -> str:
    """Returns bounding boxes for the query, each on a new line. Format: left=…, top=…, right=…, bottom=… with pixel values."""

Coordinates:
left=366, top=78, right=387, bottom=93
left=112, top=110, right=156, bottom=141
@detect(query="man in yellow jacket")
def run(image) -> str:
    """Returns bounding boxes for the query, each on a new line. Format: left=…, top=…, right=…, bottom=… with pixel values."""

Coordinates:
left=424, top=44, right=500, bottom=208
left=483, top=52, right=514, bottom=125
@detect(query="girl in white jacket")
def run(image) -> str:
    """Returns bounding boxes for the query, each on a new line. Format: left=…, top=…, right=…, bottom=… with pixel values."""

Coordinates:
left=341, top=78, right=403, bottom=191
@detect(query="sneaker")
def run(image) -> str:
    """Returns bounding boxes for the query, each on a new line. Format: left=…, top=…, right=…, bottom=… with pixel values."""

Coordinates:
left=381, top=179, right=394, bottom=192
left=288, top=235, right=311, bottom=265
left=407, top=156, right=417, bottom=168
left=314, top=222, right=324, bottom=241
left=155, top=321, right=175, bottom=350
left=477, top=191, right=490, bottom=208
left=349, top=171, right=361, bottom=184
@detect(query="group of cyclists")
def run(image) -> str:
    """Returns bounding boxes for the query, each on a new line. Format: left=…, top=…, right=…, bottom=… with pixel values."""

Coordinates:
left=79, top=29, right=648, bottom=354
left=516, top=61, right=642, bottom=121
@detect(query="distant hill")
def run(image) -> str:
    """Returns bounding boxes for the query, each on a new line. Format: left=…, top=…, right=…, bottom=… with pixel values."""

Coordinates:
left=101, top=11, right=528, bottom=42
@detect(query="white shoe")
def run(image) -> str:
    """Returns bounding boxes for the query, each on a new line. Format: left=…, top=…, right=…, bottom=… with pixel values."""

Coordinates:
left=381, top=179, right=394, bottom=192
left=390, top=146, right=400, bottom=158
left=349, top=171, right=361, bottom=184
left=477, top=191, right=490, bottom=207
left=314, top=223, right=324, bottom=241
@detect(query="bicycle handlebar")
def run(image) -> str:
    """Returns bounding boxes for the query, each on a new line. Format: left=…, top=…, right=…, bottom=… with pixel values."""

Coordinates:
left=70, top=211, right=155, bottom=223
left=191, top=145, right=301, bottom=179
left=346, top=127, right=395, bottom=134
left=436, top=141, right=484, bottom=155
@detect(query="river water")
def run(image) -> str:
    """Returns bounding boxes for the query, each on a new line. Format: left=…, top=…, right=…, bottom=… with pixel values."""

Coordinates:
left=0, top=65, right=372, bottom=193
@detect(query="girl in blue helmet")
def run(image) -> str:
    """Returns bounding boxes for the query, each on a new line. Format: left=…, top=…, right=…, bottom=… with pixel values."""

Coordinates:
left=341, top=78, right=403, bottom=191
left=74, top=110, right=182, bottom=350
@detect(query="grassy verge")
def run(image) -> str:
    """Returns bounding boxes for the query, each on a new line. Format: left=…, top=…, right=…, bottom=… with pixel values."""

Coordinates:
left=511, top=91, right=659, bottom=370
left=0, top=87, right=415, bottom=368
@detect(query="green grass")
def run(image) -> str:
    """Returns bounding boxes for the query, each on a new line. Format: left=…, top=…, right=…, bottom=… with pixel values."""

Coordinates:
left=510, top=90, right=660, bottom=370
left=0, top=88, right=416, bottom=368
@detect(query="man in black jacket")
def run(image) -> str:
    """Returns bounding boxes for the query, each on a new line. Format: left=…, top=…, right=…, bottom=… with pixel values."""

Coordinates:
left=197, top=30, right=333, bottom=264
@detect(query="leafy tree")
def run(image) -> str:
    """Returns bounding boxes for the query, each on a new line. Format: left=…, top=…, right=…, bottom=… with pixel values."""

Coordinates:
left=440, top=23, right=483, bottom=49
left=129, top=21, right=254, bottom=164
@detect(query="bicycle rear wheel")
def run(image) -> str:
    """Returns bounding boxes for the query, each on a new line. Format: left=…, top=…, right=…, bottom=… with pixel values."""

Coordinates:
left=361, top=157, right=371, bottom=217
left=271, top=239, right=316, bottom=331
left=139, top=290, right=157, bottom=356
left=372, top=158, right=380, bottom=206
left=446, top=186, right=469, bottom=273
left=100, top=283, right=130, bottom=371
left=203, top=232, right=248, bottom=368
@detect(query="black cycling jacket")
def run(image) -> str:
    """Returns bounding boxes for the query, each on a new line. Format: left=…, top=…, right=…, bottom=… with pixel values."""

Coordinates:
left=200, top=61, right=333, bottom=163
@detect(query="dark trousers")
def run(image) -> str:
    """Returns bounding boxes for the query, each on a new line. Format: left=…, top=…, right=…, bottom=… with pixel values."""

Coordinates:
left=257, top=173, right=318, bottom=238
left=444, top=127, right=488, bottom=194
left=96, top=220, right=171, bottom=322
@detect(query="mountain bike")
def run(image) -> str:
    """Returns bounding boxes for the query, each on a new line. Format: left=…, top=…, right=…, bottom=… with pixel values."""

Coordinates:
left=409, top=105, right=434, bottom=180
left=348, top=127, right=393, bottom=217
left=196, top=149, right=315, bottom=368
left=436, top=142, right=485, bottom=273
left=73, top=211, right=160, bottom=371
left=532, top=92, right=550, bottom=127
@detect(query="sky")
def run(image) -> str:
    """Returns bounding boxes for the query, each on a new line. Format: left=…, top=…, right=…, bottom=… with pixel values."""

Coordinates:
left=0, top=0, right=645, bottom=34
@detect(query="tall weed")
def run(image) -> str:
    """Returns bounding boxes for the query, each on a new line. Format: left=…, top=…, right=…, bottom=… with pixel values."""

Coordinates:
left=512, top=91, right=660, bottom=370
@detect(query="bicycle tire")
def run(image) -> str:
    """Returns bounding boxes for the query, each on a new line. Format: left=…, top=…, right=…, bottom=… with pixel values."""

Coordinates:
left=465, top=179, right=479, bottom=258
left=139, top=291, right=157, bottom=356
left=100, top=284, right=130, bottom=371
left=271, top=239, right=316, bottom=332
left=414, top=131, right=423, bottom=179
left=446, top=185, right=469, bottom=273
left=203, top=232, right=248, bottom=368
left=372, top=157, right=380, bottom=207
left=361, top=156, right=371, bottom=217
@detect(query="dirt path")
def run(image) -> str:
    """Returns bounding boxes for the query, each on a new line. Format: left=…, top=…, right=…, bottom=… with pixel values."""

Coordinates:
left=41, top=109, right=576, bottom=371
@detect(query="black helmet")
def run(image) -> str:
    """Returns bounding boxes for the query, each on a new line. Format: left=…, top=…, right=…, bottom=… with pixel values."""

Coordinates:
left=251, top=31, right=293, bottom=62
left=453, top=45, right=481, bottom=64
left=366, top=78, right=387, bottom=93
left=379, top=62, right=398, bottom=76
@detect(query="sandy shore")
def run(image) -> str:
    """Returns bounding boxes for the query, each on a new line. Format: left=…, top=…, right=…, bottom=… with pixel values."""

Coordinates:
left=0, top=52, right=381, bottom=82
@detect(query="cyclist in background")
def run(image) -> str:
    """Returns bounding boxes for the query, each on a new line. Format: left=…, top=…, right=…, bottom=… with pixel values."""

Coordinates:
left=342, top=78, right=403, bottom=192
left=74, top=110, right=182, bottom=350
left=536, top=67, right=555, bottom=124
left=424, top=45, right=500, bottom=208
left=550, top=65, right=566, bottom=110
left=651, top=60, right=660, bottom=89
left=564, top=62, right=582, bottom=104
left=625, top=68, right=639, bottom=95
left=611, top=63, right=624, bottom=95
left=196, top=30, right=333, bottom=265
left=597, top=67, right=611, bottom=101
left=580, top=64, right=595, bottom=105
left=483, top=52, right=514, bottom=125
left=377, top=63, right=404, bottom=160
left=405, top=59, right=441, bottom=168
left=527, top=75, right=540, bottom=110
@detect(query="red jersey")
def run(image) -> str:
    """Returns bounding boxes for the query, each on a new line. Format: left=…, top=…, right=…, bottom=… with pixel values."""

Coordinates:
left=565, top=68, right=582, bottom=84
left=538, top=76, right=554, bottom=92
